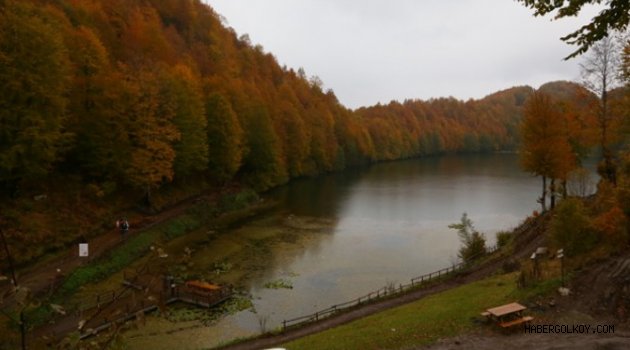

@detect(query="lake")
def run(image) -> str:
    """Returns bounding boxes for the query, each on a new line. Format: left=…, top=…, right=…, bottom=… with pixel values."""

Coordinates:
left=123, top=153, right=596, bottom=349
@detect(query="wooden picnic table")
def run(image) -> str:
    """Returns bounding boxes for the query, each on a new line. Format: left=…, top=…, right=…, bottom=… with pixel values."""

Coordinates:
left=481, top=302, right=533, bottom=328
left=486, top=302, right=526, bottom=317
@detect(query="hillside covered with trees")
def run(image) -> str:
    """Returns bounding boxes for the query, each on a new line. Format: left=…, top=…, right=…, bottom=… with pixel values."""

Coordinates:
left=0, top=0, right=616, bottom=264
left=0, top=0, right=531, bottom=192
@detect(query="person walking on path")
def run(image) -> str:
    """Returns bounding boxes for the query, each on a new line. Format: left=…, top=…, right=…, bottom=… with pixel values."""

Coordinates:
left=118, top=218, right=129, bottom=239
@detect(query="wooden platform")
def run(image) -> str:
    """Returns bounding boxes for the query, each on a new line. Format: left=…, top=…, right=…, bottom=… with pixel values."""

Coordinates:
left=77, top=274, right=232, bottom=340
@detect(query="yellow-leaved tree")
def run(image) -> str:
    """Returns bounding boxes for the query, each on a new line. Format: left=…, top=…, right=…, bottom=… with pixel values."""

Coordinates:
left=520, top=91, right=576, bottom=211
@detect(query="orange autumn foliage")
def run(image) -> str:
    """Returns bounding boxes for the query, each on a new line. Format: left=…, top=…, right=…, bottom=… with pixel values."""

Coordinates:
left=593, top=205, right=628, bottom=248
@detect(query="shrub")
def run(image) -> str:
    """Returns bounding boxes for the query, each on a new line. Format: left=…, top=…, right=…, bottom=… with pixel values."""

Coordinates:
left=449, top=213, right=486, bottom=264
left=593, top=205, right=628, bottom=250
left=550, top=198, right=596, bottom=256
left=162, top=215, right=200, bottom=240
left=496, top=230, right=513, bottom=248
left=218, top=189, right=259, bottom=212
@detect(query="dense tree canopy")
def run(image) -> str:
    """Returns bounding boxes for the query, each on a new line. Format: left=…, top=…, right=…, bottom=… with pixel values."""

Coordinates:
left=0, top=1, right=71, bottom=187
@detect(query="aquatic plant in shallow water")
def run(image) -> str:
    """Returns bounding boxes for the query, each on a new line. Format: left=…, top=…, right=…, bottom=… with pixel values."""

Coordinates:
left=164, top=296, right=254, bottom=325
left=263, top=278, right=293, bottom=290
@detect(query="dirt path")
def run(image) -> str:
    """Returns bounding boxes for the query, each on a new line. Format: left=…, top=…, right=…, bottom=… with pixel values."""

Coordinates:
left=216, top=216, right=548, bottom=350
left=1, top=192, right=215, bottom=309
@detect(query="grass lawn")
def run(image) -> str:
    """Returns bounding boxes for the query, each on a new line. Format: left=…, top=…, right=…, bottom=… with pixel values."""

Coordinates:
left=283, top=272, right=556, bottom=350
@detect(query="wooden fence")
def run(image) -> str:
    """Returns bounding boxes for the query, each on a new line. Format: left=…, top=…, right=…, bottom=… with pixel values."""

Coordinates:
left=281, top=244, right=499, bottom=331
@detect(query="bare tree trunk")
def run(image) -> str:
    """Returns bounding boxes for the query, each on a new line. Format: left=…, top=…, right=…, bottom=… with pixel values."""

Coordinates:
left=19, top=311, right=26, bottom=350
left=0, top=227, right=17, bottom=287
left=581, top=36, right=620, bottom=186
left=539, top=176, right=547, bottom=212
left=0, top=226, right=27, bottom=350
left=561, top=179, right=568, bottom=198
left=145, top=184, right=152, bottom=209
left=600, top=89, right=617, bottom=186
left=550, top=178, right=556, bottom=209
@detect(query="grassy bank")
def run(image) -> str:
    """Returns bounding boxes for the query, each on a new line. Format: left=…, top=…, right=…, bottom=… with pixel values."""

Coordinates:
left=282, top=272, right=560, bottom=350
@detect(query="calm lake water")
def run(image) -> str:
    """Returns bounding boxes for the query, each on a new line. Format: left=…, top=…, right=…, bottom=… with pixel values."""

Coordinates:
left=124, top=153, right=597, bottom=349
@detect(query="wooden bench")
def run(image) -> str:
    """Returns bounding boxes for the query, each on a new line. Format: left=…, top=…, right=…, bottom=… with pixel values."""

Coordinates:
left=500, top=315, right=534, bottom=328
left=480, top=311, right=491, bottom=317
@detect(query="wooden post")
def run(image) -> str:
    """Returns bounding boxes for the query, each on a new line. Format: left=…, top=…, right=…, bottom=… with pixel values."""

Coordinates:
left=0, top=227, right=18, bottom=290
left=19, top=310, right=26, bottom=350
left=283, top=320, right=287, bottom=331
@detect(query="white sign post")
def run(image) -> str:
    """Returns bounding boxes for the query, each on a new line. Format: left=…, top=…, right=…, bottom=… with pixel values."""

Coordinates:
left=79, top=243, right=89, bottom=257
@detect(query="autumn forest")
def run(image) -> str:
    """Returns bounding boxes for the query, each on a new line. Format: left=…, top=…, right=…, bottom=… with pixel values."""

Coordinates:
left=3, top=0, right=630, bottom=349
left=1, top=0, right=629, bottom=267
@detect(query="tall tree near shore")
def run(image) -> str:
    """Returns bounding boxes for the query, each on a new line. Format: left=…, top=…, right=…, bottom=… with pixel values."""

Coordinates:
left=539, top=81, right=599, bottom=196
left=240, top=103, right=286, bottom=190
left=580, top=36, right=623, bottom=185
left=123, top=66, right=180, bottom=205
left=205, top=93, right=244, bottom=183
left=66, top=26, right=129, bottom=180
left=161, top=64, right=208, bottom=179
left=0, top=1, right=71, bottom=190
left=520, top=91, right=576, bottom=211
left=67, top=26, right=109, bottom=120
left=277, top=100, right=310, bottom=177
